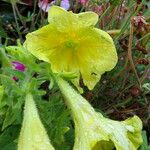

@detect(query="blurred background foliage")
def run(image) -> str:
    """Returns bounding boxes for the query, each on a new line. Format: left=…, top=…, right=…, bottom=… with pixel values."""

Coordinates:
left=0, top=0, right=150, bottom=149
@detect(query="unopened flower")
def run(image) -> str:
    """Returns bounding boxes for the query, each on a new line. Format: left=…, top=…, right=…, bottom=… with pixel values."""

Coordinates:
left=60, top=0, right=70, bottom=10
left=18, top=93, right=55, bottom=150
left=11, top=61, right=25, bottom=81
left=57, top=77, right=143, bottom=150
left=24, top=6, right=117, bottom=90
left=12, top=61, right=25, bottom=71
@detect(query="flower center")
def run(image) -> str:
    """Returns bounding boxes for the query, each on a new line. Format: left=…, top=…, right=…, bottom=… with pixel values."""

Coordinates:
left=64, top=39, right=78, bottom=49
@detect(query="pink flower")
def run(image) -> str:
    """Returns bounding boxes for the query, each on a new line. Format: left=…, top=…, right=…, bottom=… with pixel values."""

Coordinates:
left=12, top=61, right=25, bottom=72
left=38, top=0, right=56, bottom=12
left=79, top=0, right=89, bottom=7
left=38, top=0, right=70, bottom=12
left=80, top=0, right=86, bottom=4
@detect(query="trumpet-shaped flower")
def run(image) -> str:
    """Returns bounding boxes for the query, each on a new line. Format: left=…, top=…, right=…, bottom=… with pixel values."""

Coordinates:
left=56, top=77, right=143, bottom=150
left=24, top=6, right=117, bottom=90
left=18, top=93, right=54, bottom=150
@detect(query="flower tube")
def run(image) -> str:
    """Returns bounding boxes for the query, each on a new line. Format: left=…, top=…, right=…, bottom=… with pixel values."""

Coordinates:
left=56, top=77, right=143, bottom=150
left=18, top=93, right=54, bottom=150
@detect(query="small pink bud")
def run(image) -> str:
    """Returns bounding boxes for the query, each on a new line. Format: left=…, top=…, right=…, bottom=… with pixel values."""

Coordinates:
left=12, top=61, right=25, bottom=72
left=38, top=0, right=56, bottom=12
left=12, top=76, right=18, bottom=81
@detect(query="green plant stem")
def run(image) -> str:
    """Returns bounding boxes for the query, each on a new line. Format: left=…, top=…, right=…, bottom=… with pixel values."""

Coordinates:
left=32, top=4, right=43, bottom=30
left=14, top=5, right=26, bottom=28
left=30, top=0, right=38, bottom=30
left=11, top=4, right=22, bottom=41
left=136, top=33, right=150, bottom=43
left=140, top=66, right=150, bottom=84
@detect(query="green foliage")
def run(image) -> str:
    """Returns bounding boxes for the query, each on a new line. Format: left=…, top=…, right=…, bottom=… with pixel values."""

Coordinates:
left=140, top=131, right=150, bottom=150
left=109, top=0, right=121, bottom=6
left=0, top=43, right=74, bottom=149
left=0, top=125, right=19, bottom=150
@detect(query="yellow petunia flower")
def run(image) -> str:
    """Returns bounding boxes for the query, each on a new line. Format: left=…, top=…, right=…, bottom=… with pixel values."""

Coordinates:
left=18, top=93, right=55, bottom=150
left=56, top=77, right=143, bottom=150
left=24, top=6, right=117, bottom=90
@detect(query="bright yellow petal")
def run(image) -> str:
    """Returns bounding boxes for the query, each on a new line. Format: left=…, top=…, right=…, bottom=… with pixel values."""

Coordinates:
left=48, top=6, right=79, bottom=32
left=76, top=28, right=117, bottom=89
left=48, top=6, right=98, bottom=31
left=77, top=12, right=98, bottom=27
left=48, top=6, right=68, bottom=23
left=24, top=24, right=66, bottom=63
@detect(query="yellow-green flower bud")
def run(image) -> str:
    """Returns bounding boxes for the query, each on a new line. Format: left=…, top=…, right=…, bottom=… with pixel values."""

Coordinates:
left=18, top=93, right=55, bottom=150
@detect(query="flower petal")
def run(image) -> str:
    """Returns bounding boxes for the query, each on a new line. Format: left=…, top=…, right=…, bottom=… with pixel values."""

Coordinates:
left=48, top=6, right=98, bottom=31
left=77, top=12, right=98, bottom=27
left=76, top=28, right=117, bottom=89
left=48, top=6, right=67, bottom=22
left=48, top=6, right=78, bottom=32
left=24, top=24, right=65, bottom=63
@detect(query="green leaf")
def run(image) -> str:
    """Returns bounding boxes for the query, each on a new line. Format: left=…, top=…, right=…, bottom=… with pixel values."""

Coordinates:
left=2, top=99, right=23, bottom=130
left=0, top=85, right=6, bottom=109
left=0, top=86, right=4, bottom=102
left=0, top=125, right=19, bottom=149
left=0, top=25, right=7, bottom=38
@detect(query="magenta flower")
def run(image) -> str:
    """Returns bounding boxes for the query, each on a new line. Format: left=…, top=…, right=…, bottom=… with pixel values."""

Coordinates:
left=12, top=61, right=25, bottom=81
left=12, top=61, right=25, bottom=72
left=60, top=0, right=70, bottom=10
